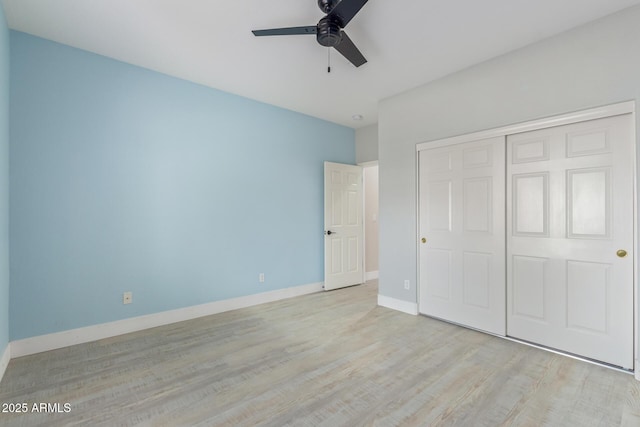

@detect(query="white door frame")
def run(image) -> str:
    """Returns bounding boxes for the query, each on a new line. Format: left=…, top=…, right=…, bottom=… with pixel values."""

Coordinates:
left=359, top=160, right=379, bottom=282
left=416, top=101, right=638, bottom=378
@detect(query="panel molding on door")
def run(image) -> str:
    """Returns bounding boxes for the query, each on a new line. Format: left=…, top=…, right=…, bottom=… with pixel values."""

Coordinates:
left=324, top=162, right=364, bottom=291
left=418, top=137, right=506, bottom=335
left=506, top=114, right=634, bottom=370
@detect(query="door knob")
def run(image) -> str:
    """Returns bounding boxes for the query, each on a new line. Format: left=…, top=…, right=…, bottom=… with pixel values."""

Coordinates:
left=325, top=230, right=335, bottom=235
left=617, top=249, right=627, bottom=258
left=421, top=237, right=427, bottom=244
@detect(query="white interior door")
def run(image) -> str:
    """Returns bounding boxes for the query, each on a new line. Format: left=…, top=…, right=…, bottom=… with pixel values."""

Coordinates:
left=418, top=137, right=506, bottom=335
left=507, top=114, right=634, bottom=369
left=324, top=162, right=364, bottom=291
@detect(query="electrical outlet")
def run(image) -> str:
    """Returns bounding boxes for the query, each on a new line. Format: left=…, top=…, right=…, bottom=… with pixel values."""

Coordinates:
left=404, top=280, right=410, bottom=290
left=259, top=273, right=265, bottom=283
left=123, top=291, right=132, bottom=305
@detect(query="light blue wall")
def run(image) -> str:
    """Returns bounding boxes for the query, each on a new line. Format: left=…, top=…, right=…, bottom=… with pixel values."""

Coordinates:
left=0, top=7, right=9, bottom=352
left=9, top=31, right=354, bottom=340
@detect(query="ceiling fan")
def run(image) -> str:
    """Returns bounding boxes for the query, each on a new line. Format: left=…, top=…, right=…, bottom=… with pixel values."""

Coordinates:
left=252, top=0, right=369, bottom=69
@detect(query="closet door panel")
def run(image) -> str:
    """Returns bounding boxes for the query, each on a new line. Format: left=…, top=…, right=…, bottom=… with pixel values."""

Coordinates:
left=419, top=137, right=506, bottom=335
left=506, top=114, right=634, bottom=370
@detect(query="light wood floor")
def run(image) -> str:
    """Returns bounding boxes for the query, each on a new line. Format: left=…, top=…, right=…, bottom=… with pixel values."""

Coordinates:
left=1, top=281, right=639, bottom=426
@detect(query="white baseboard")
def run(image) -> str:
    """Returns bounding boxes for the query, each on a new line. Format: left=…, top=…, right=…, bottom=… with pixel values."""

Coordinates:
left=0, top=343, right=9, bottom=383
left=377, top=294, right=418, bottom=315
left=11, top=282, right=324, bottom=358
left=365, top=270, right=379, bottom=281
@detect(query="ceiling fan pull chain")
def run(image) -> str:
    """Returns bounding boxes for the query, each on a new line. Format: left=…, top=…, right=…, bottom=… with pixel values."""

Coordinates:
left=328, top=47, right=331, bottom=73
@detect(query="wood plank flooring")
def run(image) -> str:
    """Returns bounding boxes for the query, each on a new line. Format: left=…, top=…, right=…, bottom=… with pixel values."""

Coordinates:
left=0, top=281, right=639, bottom=426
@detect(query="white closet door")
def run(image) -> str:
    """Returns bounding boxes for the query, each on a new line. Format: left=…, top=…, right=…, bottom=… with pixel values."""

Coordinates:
left=507, top=114, right=634, bottom=369
left=419, top=137, right=506, bottom=335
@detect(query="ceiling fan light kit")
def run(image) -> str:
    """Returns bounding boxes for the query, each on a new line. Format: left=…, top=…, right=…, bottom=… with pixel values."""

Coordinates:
left=252, top=0, right=369, bottom=69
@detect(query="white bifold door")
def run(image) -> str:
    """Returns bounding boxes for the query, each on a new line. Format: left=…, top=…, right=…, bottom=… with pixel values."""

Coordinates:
left=418, top=137, right=506, bottom=335
left=507, top=114, right=634, bottom=370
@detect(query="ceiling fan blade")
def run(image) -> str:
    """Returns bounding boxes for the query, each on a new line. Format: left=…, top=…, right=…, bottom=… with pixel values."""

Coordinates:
left=252, top=26, right=317, bottom=37
left=333, top=31, right=366, bottom=67
left=327, top=0, right=369, bottom=27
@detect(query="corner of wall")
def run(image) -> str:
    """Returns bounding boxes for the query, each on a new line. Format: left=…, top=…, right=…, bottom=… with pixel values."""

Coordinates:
left=377, top=293, right=418, bottom=315
left=0, top=0, right=11, bottom=373
left=0, top=343, right=9, bottom=383
left=355, top=123, right=379, bottom=164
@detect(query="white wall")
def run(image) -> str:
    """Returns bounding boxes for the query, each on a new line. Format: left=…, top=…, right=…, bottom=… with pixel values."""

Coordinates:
left=357, top=124, right=379, bottom=280
left=364, top=165, right=379, bottom=277
left=356, top=124, right=378, bottom=163
left=378, top=5, right=640, bottom=308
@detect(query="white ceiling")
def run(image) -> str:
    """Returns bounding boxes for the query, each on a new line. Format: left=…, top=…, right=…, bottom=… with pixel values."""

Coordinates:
left=3, top=0, right=640, bottom=129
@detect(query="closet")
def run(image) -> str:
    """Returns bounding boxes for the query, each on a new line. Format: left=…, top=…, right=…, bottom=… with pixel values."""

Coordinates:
left=417, top=104, right=635, bottom=370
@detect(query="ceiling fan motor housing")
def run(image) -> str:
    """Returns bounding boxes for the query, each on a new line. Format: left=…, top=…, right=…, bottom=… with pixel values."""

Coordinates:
left=316, top=17, right=343, bottom=47
left=317, top=0, right=339, bottom=13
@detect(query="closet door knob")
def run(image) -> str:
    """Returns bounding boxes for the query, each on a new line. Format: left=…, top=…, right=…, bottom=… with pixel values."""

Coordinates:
left=617, top=249, right=627, bottom=258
